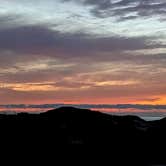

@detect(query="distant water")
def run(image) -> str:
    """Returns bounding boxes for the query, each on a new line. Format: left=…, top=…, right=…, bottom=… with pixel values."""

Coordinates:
left=95, top=108, right=166, bottom=121
left=104, top=112, right=164, bottom=121
left=141, top=117, right=163, bottom=121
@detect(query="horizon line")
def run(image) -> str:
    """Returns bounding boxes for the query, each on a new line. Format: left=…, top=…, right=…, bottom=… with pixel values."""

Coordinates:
left=0, top=103, right=166, bottom=110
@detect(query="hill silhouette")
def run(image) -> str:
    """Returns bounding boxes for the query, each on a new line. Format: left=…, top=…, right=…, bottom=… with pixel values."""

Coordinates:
left=0, top=106, right=166, bottom=165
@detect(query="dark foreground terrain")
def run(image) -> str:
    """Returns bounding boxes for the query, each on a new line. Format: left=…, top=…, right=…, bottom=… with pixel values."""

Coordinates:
left=0, top=107, right=166, bottom=165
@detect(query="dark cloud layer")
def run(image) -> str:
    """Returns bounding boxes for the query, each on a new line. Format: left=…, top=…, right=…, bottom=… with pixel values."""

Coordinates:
left=1, top=103, right=166, bottom=110
left=0, top=23, right=164, bottom=57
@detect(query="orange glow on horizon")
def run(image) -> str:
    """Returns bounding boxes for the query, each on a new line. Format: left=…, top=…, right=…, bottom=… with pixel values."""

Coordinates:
left=3, top=96, right=165, bottom=105
left=138, top=96, right=166, bottom=105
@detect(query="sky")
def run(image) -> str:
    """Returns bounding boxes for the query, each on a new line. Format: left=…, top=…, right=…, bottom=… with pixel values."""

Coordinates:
left=0, top=0, right=166, bottom=105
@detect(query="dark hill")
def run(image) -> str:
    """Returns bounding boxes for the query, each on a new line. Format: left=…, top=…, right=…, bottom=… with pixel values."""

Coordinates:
left=0, top=107, right=166, bottom=165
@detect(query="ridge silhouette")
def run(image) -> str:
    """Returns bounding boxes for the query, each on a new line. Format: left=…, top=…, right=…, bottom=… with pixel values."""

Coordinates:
left=0, top=106, right=166, bottom=165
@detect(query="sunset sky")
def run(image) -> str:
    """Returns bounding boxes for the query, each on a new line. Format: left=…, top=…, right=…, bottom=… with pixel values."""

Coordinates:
left=0, top=0, right=166, bottom=105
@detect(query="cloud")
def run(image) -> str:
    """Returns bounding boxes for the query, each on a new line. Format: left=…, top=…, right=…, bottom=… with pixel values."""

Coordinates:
left=65, top=0, right=166, bottom=21
left=0, top=25, right=57, bottom=54
left=1, top=23, right=165, bottom=76
left=0, top=0, right=165, bottom=105
left=0, top=23, right=164, bottom=58
left=138, top=97, right=161, bottom=102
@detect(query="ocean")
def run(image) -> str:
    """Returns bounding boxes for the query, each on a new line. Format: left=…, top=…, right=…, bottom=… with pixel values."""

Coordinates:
left=141, top=116, right=163, bottom=121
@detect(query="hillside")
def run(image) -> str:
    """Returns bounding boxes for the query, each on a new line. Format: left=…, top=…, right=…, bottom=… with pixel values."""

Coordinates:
left=0, top=107, right=166, bottom=165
